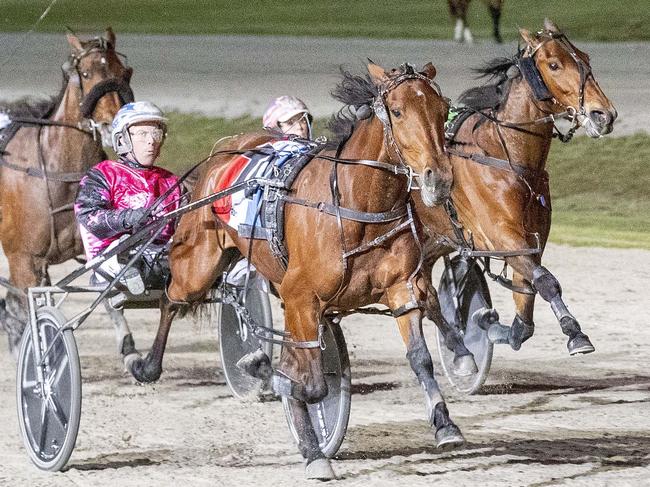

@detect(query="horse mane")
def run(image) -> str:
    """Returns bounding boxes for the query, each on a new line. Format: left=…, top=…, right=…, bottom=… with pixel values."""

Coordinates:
left=457, top=53, right=522, bottom=111
left=0, top=78, right=67, bottom=120
left=327, top=67, right=378, bottom=144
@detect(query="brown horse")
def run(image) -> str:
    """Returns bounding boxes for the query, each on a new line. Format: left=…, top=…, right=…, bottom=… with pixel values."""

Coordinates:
left=0, top=28, right=133, bottom=357
left=129, top=62, right=464, bottom=479
left=415, top=20, right=616, bottom=363
left=448, top=0, right=503, bottom=43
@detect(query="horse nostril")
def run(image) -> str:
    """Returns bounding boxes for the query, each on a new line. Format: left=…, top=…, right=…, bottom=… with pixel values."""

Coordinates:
left=589, top=110, right=610, bottom=127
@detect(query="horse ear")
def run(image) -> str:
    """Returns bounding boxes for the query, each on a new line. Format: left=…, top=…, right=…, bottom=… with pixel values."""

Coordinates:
left=519, top=28, right=538, bottom=48
left=66, top=33, right=83, bottom=52
left=104, top=26, right=116, bottom=47
left=420, top=62, right=437, bottom=80
left=543, top=18, right=560, bottom=33
left=367, top=62, right=388, bottom=86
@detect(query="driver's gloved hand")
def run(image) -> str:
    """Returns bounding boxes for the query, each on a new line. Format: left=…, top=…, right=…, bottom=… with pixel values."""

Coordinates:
left=121, top=207, right=151, bottom=232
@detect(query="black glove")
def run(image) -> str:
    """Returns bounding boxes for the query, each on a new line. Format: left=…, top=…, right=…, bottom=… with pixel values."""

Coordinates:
left=121, top=208, right=151, bottom=232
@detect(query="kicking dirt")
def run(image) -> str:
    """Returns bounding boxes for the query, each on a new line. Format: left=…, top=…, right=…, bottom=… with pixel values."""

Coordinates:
left=0, top=243, right=648, bottom=486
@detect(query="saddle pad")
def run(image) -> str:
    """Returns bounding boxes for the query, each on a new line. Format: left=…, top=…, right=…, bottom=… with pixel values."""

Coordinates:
left=213, top=139, right=311, bottom=233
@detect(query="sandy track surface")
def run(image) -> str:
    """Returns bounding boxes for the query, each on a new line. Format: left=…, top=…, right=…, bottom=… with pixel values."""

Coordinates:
left=0, top=243, right=649, bottom=485
left=0, top=34, right=648, bottom=136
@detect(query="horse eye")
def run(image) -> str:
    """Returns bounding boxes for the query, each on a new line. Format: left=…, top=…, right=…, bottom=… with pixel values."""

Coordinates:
left=82, top=71, right=90, bottom=78
left=391, top=109, right=401, bottom=118
left=549, top=62, right=560, bottom=71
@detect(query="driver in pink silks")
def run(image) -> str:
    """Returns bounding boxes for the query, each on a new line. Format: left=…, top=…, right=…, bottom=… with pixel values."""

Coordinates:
left=74, top=101, right=182, bottom=294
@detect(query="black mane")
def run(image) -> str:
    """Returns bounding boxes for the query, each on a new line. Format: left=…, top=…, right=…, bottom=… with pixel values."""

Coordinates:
left=0, top=74, right=68, bottom=121
left=327, top=67, right=378, bottom=144
left=457, top=53, right=521, bottom=110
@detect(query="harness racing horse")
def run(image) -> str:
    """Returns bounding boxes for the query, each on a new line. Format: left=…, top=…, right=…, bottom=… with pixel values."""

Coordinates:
left=0, top=29, right=133, bottom=358
left=129, top=62, right=464, bottom=479
left=415, top=20, right=616, bottom=366
left=448, top=0, right=503, bottom=43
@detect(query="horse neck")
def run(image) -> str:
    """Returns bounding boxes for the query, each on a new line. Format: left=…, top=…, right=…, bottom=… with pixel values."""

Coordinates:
left=45, top=83, right=103, bottom=171
left=490, top=77, right=555, bottom=172
left=340, top=117, right=407, bottom=211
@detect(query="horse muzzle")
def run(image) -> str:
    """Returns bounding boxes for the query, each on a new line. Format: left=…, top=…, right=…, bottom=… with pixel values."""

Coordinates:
left=581, top=108, right=617, bottom=138
left=418, top=167, right=452, bottom=207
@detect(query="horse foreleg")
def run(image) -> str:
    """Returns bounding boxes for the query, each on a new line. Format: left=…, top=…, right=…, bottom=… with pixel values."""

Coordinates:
left=1, top=252, right=45, bottom=360
left=532, top=265, right=595, bottom=355
left=506, top=255, right=594, bottom=355
left=128, top=294, right=180, bottom=383
left=388, top=280, right=465, bottom=448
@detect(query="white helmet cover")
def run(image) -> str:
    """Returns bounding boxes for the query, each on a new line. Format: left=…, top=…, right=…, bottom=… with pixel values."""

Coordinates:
left=111, top=101, right=168, bottom=155
left=263, top=95, right=312, bottom=130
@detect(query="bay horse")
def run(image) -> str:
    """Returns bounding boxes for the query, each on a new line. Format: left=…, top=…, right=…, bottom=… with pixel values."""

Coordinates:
left=129, top=62, right=465, bottom=479
left=415, top=20, right=616, bottom=365
left=448, top=0, right=503, bottom=43
left=0, top=28, right=133, bottom=358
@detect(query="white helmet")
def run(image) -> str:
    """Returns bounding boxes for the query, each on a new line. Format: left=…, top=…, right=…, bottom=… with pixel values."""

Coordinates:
left=263, top=96, right=312, bottom=131
left=111, top=101, right=167, bottom=155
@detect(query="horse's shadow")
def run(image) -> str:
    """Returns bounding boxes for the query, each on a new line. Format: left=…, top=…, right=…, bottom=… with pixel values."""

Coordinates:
left=336, top=433, right=650, bottom=479
left=477, top=371, right=650, bottom=395
left=66, top=450, right=167, bottom=471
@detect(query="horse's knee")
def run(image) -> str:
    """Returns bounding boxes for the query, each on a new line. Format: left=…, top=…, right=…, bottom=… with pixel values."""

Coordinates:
left=532, top=266, right=562, bottom=302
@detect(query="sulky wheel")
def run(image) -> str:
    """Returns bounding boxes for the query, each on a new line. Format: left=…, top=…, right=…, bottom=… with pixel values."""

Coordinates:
left=435, top=256, right=494, bottom=395
left=219, top=284, right=274, bottom=399
left=16, top=306, right=82, bottom=471
left=282, top=319, right=351, bottom=458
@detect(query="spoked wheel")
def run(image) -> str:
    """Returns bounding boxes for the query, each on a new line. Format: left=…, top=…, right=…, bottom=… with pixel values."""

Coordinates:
left=16, top=306, right=81, bottom=471
left=283, top=319, right=351, bottom=458
left=219, top=284, right=274, bottom=399
left=435, top=256, right=494, bottom=395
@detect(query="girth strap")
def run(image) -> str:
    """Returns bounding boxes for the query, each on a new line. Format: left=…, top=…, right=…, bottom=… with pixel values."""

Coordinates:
left=281, top=194, right=407, bottom=223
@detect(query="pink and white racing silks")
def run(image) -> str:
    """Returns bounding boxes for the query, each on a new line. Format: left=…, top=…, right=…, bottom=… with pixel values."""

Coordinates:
left=74, top=158, right=182, bottom=259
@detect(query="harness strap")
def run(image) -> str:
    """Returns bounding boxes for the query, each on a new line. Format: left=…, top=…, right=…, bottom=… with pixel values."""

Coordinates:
left=0, top=156, right=86, bottom=182
left=281, top=194, right=407, bottom=224
left=447, top=146, right=548, bottom=181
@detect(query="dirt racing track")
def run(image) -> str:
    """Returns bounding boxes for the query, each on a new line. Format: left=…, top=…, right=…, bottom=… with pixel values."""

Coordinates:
left=1, top=34, right=650, bottom=485
left=1, top=243, right=649, bottom=486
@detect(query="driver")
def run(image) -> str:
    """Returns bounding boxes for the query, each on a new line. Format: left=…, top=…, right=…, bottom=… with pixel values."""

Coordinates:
left=262, top=95, right=313, bottom=139
left=225, top=96, right=315, bottom=289
left=74, top=101, right=182, bottom=294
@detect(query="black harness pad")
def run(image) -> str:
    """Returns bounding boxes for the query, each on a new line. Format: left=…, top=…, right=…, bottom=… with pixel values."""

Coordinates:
left=519, top=57, right=553, bottom=101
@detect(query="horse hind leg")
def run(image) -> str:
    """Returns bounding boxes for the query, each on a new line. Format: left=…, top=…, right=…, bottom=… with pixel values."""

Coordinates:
left=488, top=0, right=503, bottom=43
left=532, top=266, right=595, bottom=355
left=102, top=300, right=142, bottom=372
left=425, top=282, right=478, bottom=376
left=128, top=294, right=181, bottom=383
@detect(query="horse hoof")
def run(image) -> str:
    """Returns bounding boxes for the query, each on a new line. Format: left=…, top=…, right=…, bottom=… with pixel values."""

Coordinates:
left=305, top=458, right=336, bottom=481
left=123, top=351, right=142, bottom=372
left=435, top=424, right=465, bottom=449
left=487, top=323, right=511, bottom=345
left=236, top=348, right=272, bottom=380
left=128, top=354, right=162, bottom=383
left=453, top=354, right=478, bottom=376
left=568, top=334, right=595, bottom=355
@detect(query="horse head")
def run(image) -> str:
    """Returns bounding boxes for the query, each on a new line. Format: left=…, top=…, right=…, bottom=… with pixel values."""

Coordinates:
left=367, top=62, right=452, bottom=207
left=518, top=19, right=617, bottom=138
left=64, top=27, right=134, bottom=147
